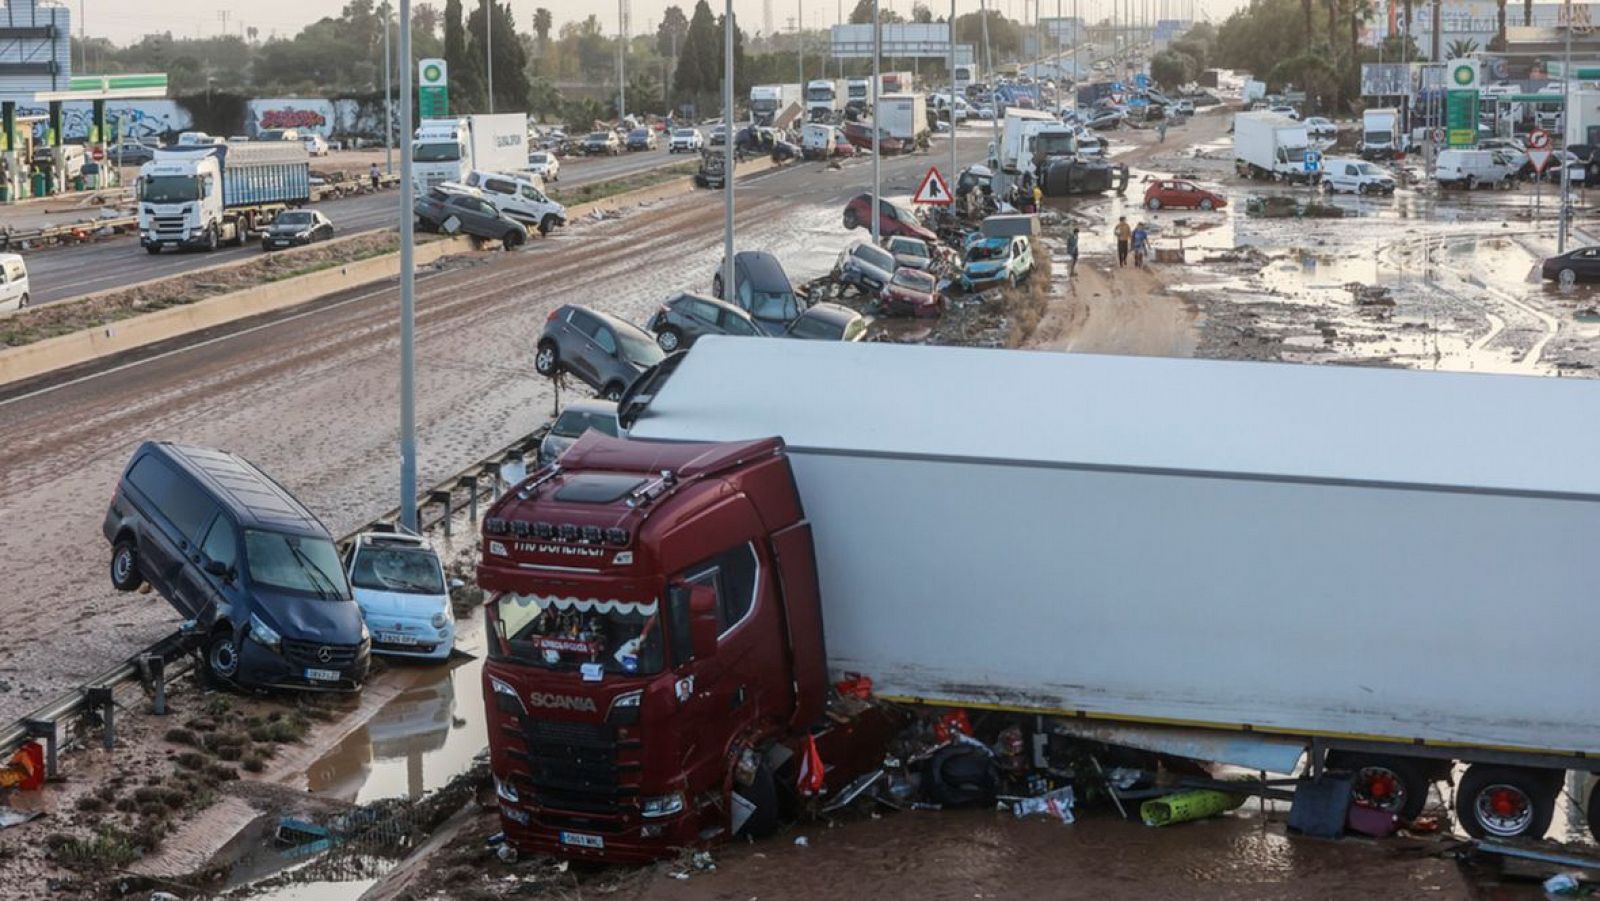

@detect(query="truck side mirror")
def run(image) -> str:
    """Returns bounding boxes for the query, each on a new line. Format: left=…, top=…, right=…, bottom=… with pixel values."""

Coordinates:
left=689, top=584, right=719, bottom=660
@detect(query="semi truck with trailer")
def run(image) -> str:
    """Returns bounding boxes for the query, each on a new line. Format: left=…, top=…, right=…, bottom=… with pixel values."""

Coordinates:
left=478, top=338, right=1600, bottom=861
left=749, top=84, right=804, bottom=126
left=137, top=143, right=310, bottom=253
left=805, top=79, right=845, bottom=121
left=1234, top=110, right=1315, bottom=182
left=411, top=114, right=530, bottom=195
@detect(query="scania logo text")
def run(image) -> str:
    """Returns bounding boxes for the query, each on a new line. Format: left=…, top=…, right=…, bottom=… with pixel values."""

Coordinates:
left=527, top=692, right=599, bottom=712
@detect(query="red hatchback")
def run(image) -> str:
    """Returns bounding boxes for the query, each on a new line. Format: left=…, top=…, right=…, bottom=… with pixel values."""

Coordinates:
left=843, top=193, right=937, bottom=242
left=1143, top=179, right=1227, bottom=211
left=880, top=267, right=943, bottom=318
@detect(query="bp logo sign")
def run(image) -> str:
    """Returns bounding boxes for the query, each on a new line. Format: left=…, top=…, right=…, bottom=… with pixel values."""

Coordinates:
left=419, top=59, right=448, bottom=87
left=1450, top=60, right=1479, bottom=88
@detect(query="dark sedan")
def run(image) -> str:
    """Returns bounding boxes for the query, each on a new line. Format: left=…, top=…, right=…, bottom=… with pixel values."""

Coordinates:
left=648, top=291, right=763, bottom=351
left=414, top=186, right=529, bottom=250
left=262, top=210, right=334, bottom=251
left=786, top=302, right=869, bottom=341
left=1541, top=246, right=1600, bottom=284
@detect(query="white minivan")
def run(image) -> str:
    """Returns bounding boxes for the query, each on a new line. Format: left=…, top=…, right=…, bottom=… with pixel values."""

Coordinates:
left=461, top=169, right=567, bottom=236
left=1435, top=149, right=1518, bottom=190
left=0, top=254, right=30, bottom=312
left=1321, top=157, right=1397, bottom=195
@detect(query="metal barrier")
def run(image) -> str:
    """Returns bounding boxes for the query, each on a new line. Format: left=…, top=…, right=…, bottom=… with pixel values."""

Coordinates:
left=0, top=421, right=549, bottom=765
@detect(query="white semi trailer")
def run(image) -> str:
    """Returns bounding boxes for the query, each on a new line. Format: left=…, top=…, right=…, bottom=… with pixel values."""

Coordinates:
left=625, top=338, right=1600, bottom=842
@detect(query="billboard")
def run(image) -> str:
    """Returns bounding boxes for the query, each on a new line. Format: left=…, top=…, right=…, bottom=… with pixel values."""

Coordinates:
left=830, top=23, right=974, bottom=63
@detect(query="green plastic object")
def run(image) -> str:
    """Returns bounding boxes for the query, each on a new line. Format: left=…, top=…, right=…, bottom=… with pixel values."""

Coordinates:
left=1140, top=789, right=1246, bottom=827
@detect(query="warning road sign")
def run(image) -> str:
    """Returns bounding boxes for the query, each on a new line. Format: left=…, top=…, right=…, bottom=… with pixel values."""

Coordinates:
left=912, top=166, right=953, bottom=205
left=1529, top=149, right=1554, bottom=173
left=1529, top=129, right=1552, bottom=150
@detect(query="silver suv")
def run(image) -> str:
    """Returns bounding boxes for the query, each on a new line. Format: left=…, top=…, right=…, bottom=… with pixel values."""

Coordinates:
left=535, top=305, right=665, bottom=400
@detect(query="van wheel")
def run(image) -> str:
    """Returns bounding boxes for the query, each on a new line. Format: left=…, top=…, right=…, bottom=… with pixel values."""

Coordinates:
left=534, top=341, right=560, bottom=377
left=1328, top=752, right=1432, bottom=820
left=205, top=628, right=241, bottom=683
left=539, top=215, right=558, bottom=236
left=110, top=539, right=143, bottom=591
left=601, top=382, right=625, bottom=402
left=1456, top=765, right=1558, bottom=840
left=656, top=327, right=683, bottom=352
left=1466, top=175, right=1478, bottom=191
left=17, top=292, right=28, bottom=308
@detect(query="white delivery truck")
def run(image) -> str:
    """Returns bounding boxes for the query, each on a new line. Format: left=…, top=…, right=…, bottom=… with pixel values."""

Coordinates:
left=806, top=79, right=845, bottom=121
left=1233, top=110, right=1315, bottom=183
left=954, top=64, right=977, bottom=95
left=876, top=93, right=929, bottom=153
left=137, top=143, right=310, bottom=253
left=845, top=77, right=873, bottom=114
left=615, top=337, right=1600, bottom=843
left=995, top=107, right=1063, bottom=176
left=1435, top=148, right=1519, bottom=189
left=411, top=113, right=529, bottom=195
left=750, top=84, right=804, bottom=125
left=1360, top=108, right=1402, bottom=159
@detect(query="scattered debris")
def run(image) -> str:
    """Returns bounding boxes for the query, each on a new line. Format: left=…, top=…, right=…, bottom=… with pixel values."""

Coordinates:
left=1346, top=282, right=1395, bottom=306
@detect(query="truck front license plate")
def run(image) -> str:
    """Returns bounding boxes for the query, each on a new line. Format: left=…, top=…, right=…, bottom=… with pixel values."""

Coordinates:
left=304, top=668, right=340, bottom=682
left=560, top=831, right=604, bottom=849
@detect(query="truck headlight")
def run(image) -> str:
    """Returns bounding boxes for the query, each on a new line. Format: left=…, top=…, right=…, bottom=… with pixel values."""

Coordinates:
left=489, top=675, right=526, bottom=715
left=248, top=613, right=281, bottom=652
left=495, top=776, right=520, bottom=804
left=640, top=792, right=684, bottom=818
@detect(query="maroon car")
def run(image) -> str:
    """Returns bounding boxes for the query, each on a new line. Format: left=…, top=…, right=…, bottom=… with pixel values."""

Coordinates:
left=879, top=267, right=943, bottom=318
left=842, top=193, right=937, bottom=242
left=840, top=120, right=912, bottom=155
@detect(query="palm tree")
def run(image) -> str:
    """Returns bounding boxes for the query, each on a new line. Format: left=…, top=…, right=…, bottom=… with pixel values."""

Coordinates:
left=532, top=7, right=553, bottom=53
left=1525, top=0, right=1532, bottom=26
left=1447, top=37, right=1479, bottom=57
left=1402, top=0, right=1414, bottom=60
left=1494, top=0, right=1507, bottom=49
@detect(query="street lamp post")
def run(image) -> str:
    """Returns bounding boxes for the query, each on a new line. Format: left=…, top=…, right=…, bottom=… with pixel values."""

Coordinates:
left=399, top=0, right=418, bottom=529
left=950, top=0, right=958, bottom=188
left=723, top=1, right=735, bottom=305
left=384, top=5, right=393, bottom=174
left=486, top=0, right=495, bottom=113
left=619, top=0, right=629, bottom=122
left=872, top=0, right=881, bottom=244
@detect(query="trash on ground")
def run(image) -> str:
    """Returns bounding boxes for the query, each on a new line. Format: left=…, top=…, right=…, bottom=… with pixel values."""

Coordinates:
left=1140, top=789, right=1246, bottom=827
left=1012, top=785, right=1076, bottom=824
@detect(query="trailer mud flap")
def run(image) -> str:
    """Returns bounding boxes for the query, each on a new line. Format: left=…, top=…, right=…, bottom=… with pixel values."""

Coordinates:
left=771, top=521, right=827, bottom=730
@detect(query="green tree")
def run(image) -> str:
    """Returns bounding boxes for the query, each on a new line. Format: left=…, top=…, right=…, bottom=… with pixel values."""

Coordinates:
left=533, top=6, right=553, bottom=51
left=443, top=0, right=485, bottom=110
left=912, top=3, right=934, bottom=23
left=673, top=0, right=718, bottom=103
left=658, top=5, right=690, bottom=59
left=528, top=75, right=562, bottom=119
left=1150, top=49, right=1196, bottom=87
left=1446, top=37, right=1479, bottom=57
left=468, top=0, right=530, bottom=112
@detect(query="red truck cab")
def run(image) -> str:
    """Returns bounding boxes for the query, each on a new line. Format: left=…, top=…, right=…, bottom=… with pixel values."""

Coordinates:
left=477, top=435, right=836, bottom=862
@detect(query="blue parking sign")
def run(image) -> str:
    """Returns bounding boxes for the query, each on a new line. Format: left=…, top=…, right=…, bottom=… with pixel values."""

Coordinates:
left=1134, top=73, right=1150, bottom=89
left=1111, top=81, right=1123, bottom=92
left=1304, top=149, right=1322, bottom=173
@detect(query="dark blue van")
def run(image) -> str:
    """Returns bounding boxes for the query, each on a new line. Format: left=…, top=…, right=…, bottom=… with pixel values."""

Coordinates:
left=103, top=442, right=370, bottom=691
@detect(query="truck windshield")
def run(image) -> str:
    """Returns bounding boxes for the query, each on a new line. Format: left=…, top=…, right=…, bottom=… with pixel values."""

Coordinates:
left=413, top=141, right=462, bottom=162
left=141, top=175, right=201, bottom=203
left=807, top=87, right=833, bottom=101
left=1282, top=146, right=1307, bottom=163
left=1036, top=133, right=1075, bottom=156
left=491, top=592, right=665, bottom=675
left=1365, top=130, right=1392, bottom=144
left=244, top=530, right=349, bottom=599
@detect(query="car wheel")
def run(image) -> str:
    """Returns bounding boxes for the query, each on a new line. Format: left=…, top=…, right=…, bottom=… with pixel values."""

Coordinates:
left=1561, top=268, right=1578, bottom=289
left=1147, top=197, right=1162, bottom=210
left=110, top=538, right=142, bottom=591
left=843, top=208, right=860, bottom=229
left=502, top=231, right=522, bottom=251
left=534, top=341, right=560, bottom=377
left=656, top=327, right=684, bottom=352
left=418, top=217, right=437, bottom=233
left=1199, top=198, right=1214, bottom=210
left=712, top=273, right=724, bottom=298
left=539, top=215, right=558, bottom=237
left=601, top=382, right=625, bottom=402
left=17, top=292, right=28, bottom=308
left=205, top=627, right=241, bottom=683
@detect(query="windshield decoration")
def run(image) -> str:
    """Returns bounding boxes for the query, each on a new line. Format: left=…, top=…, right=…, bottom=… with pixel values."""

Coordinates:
left=504, top=593, right=657, bottom=616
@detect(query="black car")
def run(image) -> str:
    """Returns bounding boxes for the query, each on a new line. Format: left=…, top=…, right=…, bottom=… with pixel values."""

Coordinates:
left=103, top=442, right=370, bottom=691
left=110, top=141, right=158, bottom=164
left=712, top=251, right=804, bottom=336
left=648, top=291, right=763, bottom=351
left=626, top=128, right=657, bottom=151
left=536, top=304, right=666, bottom=400
left=262, top=210, right=334, bottom=251
left=786, top=302, right=869, bottom=341
left=1541, top=246, right=1600, bottom=284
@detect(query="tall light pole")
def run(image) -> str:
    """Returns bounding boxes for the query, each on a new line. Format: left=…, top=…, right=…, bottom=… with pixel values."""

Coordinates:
left=950, top=0, right=958, bottom=187
left=981, top=0, right=998, bottom=155
left=872, top=0, right=881, bottom=245
left=798, top=0, right=805, bottom=86
left=1560, top=0, right=1573, bottom=253
left=384, top=4, right=393, bottom=174
left=619, top=0, right=629, bottom=122
left=399, top=0, right=418, bottom=530
left=486, top=0, right=495, bottom=113
left=723, top=1, right=735, bottom=304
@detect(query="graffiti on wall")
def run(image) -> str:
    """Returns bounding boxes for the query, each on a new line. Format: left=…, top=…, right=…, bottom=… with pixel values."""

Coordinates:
left=246, top=99, right=336, bottom=138
left=17, top=101, right=193, bottom=142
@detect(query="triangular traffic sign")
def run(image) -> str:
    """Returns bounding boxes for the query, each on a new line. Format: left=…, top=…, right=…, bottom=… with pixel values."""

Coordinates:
left=1529, top=149, right=1553, bottom=174
left=912, top=166, right=953, bottom=205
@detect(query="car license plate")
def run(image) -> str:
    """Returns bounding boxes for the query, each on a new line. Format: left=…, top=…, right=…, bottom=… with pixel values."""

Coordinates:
left=304, top=668, right=340, bottom=682
left=376, top=631, right=417, bottom=645
left=560, top=831, right=604, bottom=849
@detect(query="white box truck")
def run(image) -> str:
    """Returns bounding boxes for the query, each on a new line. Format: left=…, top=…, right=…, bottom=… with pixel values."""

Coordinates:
left=876, top=92, right=929, bottom=152
left=750, top=84, right=804, bottom=125
left=137, top=143, right=310, bottom=253
left=1233, top=110, right=1314, bottom=183
left=1360, top=108, right=1402, bottom=159
left=995, top=107, right=1063, bottom=175
left=806, top=79, right=845, bottom=121
left=845, top=77, right=872, bottom=114
left=410, top=113, right=529, bottom=195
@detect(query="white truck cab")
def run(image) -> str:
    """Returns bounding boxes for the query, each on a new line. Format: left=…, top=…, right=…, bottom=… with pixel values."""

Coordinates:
left=460, top=169, right=567, bottom=236
left=1321, top=157, right=1397, bottom=194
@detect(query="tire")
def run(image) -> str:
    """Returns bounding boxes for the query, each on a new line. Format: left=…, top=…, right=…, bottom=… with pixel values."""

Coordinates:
left=502, top=231, right=522, bottom=251
left=712, top=273, right=724, bottom=298
left=1585, top=778, right=1600, bottom=844
left=656, top=327, right=683, bottom=352
left=204, top=627, right=241, bottom=684
left=1327, top=752, right=1433, bottom=821
left=1456, top=765, right=1559, bottom=840
left=418, top=218, right=437, bottom=233
left=146, top=245, right=161, bottom=255
left=539, top=215, right=558, bottom=237
left=601, top=382, right=625, bottom=402
left=534, top=341, right=560, bottom=377
left=1146, top=197, right=1162, bottom=210
left=1357, top=183, right=1369, bottom=195
left=1466, top=175, right=1478, bottom=191
left=1562, top=268, right=1578, bottom=289
left=1199, top=198, right=1214, bottom=210
left=110, top=539, right=142, bottom=591
left=843, top=208, right=860, bottom=229
left=17, top=292, right=28, bottom=308
left=204, top=226, right=218, bottom=251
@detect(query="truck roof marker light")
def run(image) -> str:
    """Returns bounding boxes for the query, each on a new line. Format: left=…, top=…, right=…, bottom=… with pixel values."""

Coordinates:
left=511, top=520, right=530, bottom=537
left=533, top=521, right=554, bottom=539
left=606, top=528, right=629, bottom=545
left=485, top=517, right=509, bottom=535
left=582, top=525, right=603, bottom=543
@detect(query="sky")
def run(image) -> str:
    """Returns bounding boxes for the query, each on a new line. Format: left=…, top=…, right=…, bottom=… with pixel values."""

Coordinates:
left=81, top=0, right=1240, bottom=46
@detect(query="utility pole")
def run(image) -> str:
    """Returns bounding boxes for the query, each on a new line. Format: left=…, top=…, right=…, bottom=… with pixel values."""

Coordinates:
left=486, top=0, right=495, bottom=113
left=619, top=0, right=629, bottom=122
left=1560, top=0, right=1573, bottom=252
left=384, top=4, right=393, bottom=174
left=723, top=0, right=735, bottom=306
left=872, top=0, right=881, bottom=244
left=799, top=0, right=805, bottom=86
left=78, top=0, right=85, bottom=73
left=950, top=0, right=957, bottom=186
left=399, top=0, right=418, bottom=530
left=981, top=0, right=998, bottom=156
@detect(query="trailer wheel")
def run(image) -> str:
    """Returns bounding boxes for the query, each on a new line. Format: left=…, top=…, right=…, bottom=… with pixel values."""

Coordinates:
left=1456, top=765, right=1558, bottom=840
left=735, top=762, right=780, bottom=838
left=1328, top=752, right=1432, bottom=820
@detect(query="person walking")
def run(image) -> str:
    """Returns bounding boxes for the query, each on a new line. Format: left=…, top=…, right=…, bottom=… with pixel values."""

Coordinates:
left=1114, top=216, right=1132, bottom=267
left=1157, top=119, right=1168, bottom=143
left=369, top=162, right=381, bottom=191
left=1132, top=221, right=1150, bottom=268
left=1066, top=221, right=1080, bottom=276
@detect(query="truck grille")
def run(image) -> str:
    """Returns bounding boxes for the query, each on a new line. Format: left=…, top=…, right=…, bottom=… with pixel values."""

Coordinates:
left=281, top=639, right=360, bottom=667
left=150, top=216, right=187, bottom=237
left=514, top=718, right=634, bottom=814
